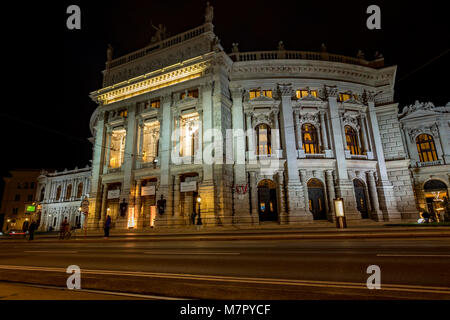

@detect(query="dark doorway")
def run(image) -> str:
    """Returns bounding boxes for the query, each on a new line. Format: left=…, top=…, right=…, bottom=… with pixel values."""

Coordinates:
left=307, top=179, right=327, bottom=220
left=0, top=214, right=4, bottom=231
left=257, top=179, right=278, bottom=222
left=353, top=179, right=369, bottom=219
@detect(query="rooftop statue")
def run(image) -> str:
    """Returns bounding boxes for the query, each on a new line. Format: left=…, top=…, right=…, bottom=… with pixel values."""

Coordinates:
left=320, top=43, right=327, bottom=52
left=107, top=44, right=113, bottom=62
left=231, top=43, right=239, bottom=53
left=205, top=2, right=214, bottom=23
left=151, top=23, right=168, bottom=43
left=277, top=41, right=285, bottom=51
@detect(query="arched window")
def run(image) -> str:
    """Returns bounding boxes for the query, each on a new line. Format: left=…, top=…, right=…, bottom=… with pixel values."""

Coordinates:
left=345, top=126, right=361, bottom=155
left=77, top=183, right=83, bottom=199
left=66, top=184, right=72, bottom=200
left=256, top=124, right=272, bottom=155
left=56, top=186, right=62, bottom=201
left=416, top=134, right=438, bottom=162
left=302, top=124, right=319, bottom=154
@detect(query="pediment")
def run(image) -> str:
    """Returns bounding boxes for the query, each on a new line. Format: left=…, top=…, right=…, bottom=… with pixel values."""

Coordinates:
left=401, top=109, right=441, bottom=121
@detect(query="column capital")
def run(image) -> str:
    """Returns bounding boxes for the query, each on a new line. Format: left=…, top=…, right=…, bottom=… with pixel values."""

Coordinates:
left=161, top=93, right=172, bottom=104
left=324, top=85, right=338, bottom=98
left=277, top=83, right=294, bottom=97
left=362, top=90, right=376, bottom=104
left=230, top=86, right=244, bottom=100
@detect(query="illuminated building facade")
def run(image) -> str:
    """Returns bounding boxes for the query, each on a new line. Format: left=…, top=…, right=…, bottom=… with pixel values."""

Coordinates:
left=0, top=170, right=41, bottom=232
left=36, top=166, right=91, bottom=231
left=399, top=101, right=450, bottom=220
left=86, top=4, right=422, bottom=230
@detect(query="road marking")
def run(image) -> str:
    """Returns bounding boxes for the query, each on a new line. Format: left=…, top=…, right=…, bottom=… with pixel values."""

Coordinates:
left=4, top=282, right=184, bottom=300
left=23, top=251, right=78, bottom=254
left=377, top=254, right=450, bottom=257
left=0, top=264, right=448, bottom=295
left=143, top=251, right=240, bottom=255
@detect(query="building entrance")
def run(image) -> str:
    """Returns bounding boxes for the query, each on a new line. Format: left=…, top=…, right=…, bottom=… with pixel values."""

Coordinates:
left=353, top=179, right=369, bottom=219
left=307, top=179, right=327, bottom=220
left=257, top=179, right=278, bottom=222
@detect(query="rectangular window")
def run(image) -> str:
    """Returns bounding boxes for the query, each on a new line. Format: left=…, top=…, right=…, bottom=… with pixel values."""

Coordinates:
left=14, top=194, right=20, bottom=201
left=119, top=109, right=128, bottom=118
left=27, top=195, right=33, bottom=202
left=12, top=208, right=18, bottom=215
left=151, top=100, right=160, bottom=108
left=296, top=90, right=318, bottom=98
left=250, top=90, right=272, bottom=100
left=339, top=93, right=352, bottom=102
left=180, top=89, right=199, bottom=99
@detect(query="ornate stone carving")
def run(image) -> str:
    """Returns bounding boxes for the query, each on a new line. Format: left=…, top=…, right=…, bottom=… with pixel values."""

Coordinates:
left=342, top=112, right=360, bottom=131
left=324, top=86, right=338, bottom=98
left=299, top=113, right=320, bottom=127
left=399, top=100, right=437, bottom=117
left=277, top=83, right=294, bottom=97
left=205, top=2, right=214, bottom=23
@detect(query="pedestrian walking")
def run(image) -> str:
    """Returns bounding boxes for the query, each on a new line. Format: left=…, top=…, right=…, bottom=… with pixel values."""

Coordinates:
left=28, top=220, right=37, bottom=240
left=59, top=217, right=69, bottom=239
left=104, top=215, right=111, bottom=239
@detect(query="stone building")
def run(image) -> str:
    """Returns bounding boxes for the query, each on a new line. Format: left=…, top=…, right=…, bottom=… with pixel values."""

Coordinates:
left=0, top=169, right=41, bottom=232
left=36, top=166, right=91, bottom=231
left=399, top=101, right=450, bottom=220
left=86, top=4, right=419, bottom=230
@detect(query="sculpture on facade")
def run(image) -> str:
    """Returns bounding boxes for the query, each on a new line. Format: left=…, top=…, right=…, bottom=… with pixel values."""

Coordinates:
left=232, top=43, right=239, bottom=53
left=320, top=43, right=327, bottom=52
left=277, top=41, right=285, bottom=51
left=356, top=50, right=365, bottom=59
left=205, top=2, right=214, bottom=23
left=106, top=44, right=113, bottom=62
left=151, top=23, right=168, bottom=43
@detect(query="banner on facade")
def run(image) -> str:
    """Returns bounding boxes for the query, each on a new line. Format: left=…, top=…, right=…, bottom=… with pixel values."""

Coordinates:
left=107, top=189, right=121, bottom=199
left=180, top=181, right=197, bottom=193
left=141, top=185, right=156, bottom=196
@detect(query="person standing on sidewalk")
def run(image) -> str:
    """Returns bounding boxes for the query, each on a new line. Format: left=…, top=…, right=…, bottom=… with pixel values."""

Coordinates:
left=28, top=220, right=37, bottom=241
left=104, top=215, right=111, bottom=239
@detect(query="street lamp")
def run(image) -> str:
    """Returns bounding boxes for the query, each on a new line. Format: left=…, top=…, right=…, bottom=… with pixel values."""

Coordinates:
left=334, top=198, right=347, bottom=229
left=196, top=195, right=202, bottom=225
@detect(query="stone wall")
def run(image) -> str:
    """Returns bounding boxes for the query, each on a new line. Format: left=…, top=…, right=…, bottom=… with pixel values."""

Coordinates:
left=376, top=104, right=407, bottom=161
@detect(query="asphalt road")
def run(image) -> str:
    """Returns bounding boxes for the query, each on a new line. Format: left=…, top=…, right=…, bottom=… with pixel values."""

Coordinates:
left=0, top=237, right=449, bottom=299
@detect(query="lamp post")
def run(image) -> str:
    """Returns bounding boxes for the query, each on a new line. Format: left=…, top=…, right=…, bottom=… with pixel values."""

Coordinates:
left=334, top=198, right=347, bottom=229
left=196, top=195, right=202, bottom=225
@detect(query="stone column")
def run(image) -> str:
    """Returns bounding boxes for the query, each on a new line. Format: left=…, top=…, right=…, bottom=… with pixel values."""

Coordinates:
left=367, top=171, right=383, bottom=221
left=246, top=112, right=255, bottom=160
left=154, top=94, right=172, bottom=227
left=278, top=84, right=311, bottom=223
left=99, top=183, right=108, bottom=228
left=294, top=111, right=304, bottom=154
left=249, top=172, right=259, bottom=224
left=299, top=170, right=310, bottom=217
left=135, top=180, right=143, bottom=228
left=103, top=128, right=112, bottom=172
left=231, top=87, right=251, bottom=224
left=359, top=114, right=369, bottom=153
left=272, top=111, right=281, bottom=157
left=366, top=91, right=401, bottom=221
left=277, top=171, right=288, bottom=224
left=173, top=175, right=181, bottom=226
left=320, top=111, right=329, bottom=150
left=325, top=170, right=336, bottom=220
left=138, top=121, right=144, bottom=163
left=327, top=87, right=359, bottom=219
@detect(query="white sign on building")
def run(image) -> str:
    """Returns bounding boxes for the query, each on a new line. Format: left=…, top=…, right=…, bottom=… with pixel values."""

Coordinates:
left=107, top=189, right=121, bottom=199
left=141, top=185, right=156, bottom=196
left=180, top=181, right=197, bottom=193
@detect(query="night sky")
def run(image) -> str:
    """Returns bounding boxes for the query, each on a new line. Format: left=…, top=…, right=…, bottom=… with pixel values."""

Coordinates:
left=0, top=0, right=449, bottom=188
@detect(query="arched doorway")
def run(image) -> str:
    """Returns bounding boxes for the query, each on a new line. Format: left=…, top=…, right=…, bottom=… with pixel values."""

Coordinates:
left=423, top=179, right=448, bottom=221
left=307, top=179, right=326, bottom=220
left=257, top=179, right=278, bottom=221
left=353, top=179, right=369, bottom=219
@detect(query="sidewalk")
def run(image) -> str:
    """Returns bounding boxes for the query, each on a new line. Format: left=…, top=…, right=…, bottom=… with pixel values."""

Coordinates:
left=3, top=220, right=449, bottom=242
